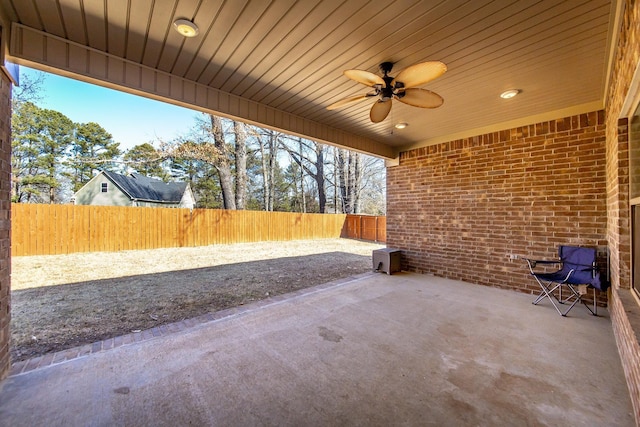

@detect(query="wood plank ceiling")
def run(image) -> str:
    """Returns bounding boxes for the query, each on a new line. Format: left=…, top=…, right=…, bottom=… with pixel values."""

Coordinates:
left=0, top=0, right=617, bottom=158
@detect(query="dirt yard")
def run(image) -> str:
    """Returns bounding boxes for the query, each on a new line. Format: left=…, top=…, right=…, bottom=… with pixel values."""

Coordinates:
left=10, top=239, right=384, bottom=362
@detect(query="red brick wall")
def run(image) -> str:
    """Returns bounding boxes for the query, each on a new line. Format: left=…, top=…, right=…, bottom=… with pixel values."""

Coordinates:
left=387, top=111, right=608, bottom=307
left=610, top=288, right=640, bottom=424
left=0, top=70, right=11, bottom=381
left=387, top=0, right=640, bottom=422
left=604, top=0, right=640, bottom=424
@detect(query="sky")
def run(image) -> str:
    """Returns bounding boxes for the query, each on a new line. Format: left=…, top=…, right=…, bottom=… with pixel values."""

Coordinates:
left=20, top=66, right=202, bottom=151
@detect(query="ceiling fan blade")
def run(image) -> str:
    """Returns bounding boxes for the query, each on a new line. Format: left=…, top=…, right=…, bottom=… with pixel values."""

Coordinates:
left=393, top=61, right=447, bottom=88
left=344, top=69, right=385, bottom=87
left=327, top=94, right=369, bottom=110
left=396, top=88, right=444, bottom=108
left=370, top=100, right=392, bottom=123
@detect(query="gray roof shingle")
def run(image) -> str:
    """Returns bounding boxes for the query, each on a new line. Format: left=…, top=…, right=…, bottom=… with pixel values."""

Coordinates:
left=103, top=171, right=187, bottom=203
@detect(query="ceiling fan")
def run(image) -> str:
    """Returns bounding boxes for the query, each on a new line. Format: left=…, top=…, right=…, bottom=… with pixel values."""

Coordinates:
left=327, top=61, right=447, bottom=123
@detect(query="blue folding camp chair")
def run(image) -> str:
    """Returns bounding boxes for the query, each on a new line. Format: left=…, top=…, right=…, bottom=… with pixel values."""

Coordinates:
left=523, top=246, right=606, bottom=317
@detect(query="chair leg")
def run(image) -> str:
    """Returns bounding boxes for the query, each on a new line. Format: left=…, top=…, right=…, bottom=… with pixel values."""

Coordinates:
left=533, top=281, right=597, bottom=317
left=591, top=287, right=598, bottom=316
left=559, top=283, right=562, bottom=303
left=558, top=284, right=583, bottom=316
left=532, top=280, right=565, bottom=316
left=560, top=284, right=598, bottom=316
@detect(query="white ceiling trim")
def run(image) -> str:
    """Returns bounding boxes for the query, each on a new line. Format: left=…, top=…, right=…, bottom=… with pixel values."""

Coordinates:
left=8, top=23, right=397, bottom=159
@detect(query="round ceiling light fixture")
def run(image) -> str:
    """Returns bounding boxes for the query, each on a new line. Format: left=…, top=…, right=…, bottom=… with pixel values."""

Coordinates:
left=173, top=19, right=199, bottom=37
left=500, top=89, right=520, bottom=99
left=395, top=122, right=409, bottom=129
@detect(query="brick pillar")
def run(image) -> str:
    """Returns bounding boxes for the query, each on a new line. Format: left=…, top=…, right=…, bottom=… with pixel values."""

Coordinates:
left=0, top=70, right=11, bottom=380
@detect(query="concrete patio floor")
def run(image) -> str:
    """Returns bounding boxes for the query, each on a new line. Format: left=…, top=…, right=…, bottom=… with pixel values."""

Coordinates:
left=0, top=272, right=635, bottom=426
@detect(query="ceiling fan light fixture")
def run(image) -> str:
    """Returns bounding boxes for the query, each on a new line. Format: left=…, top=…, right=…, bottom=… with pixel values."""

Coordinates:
left=173, top=19, right=199, bottom=37
left=500, top=89, right=520, bottom=99
left=395, top=122, right=408, bottom=129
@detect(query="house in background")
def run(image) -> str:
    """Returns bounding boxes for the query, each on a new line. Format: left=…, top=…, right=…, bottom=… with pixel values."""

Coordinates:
left=74, top=171, right=195, bottom=209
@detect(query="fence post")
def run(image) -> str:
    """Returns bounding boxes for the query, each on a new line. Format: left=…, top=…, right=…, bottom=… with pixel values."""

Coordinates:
left=375, top=216, right=378, bottom=243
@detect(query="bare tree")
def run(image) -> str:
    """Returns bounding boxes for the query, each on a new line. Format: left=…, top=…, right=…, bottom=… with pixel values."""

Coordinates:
left=336, top=149, right=363, bottom=214
left=336, top=148, right=349, bottom=213
left=282, top=137, right=327, bottom=213
left=163, top=114, right=236, bottom=209
left=13, top=71, right=47, bottom=105
left=206, top=115, right=236, bottom=209
left=256, top=128, right=281, bottom=211
left=157, top=113, right=385, bottom=214
left=357, top=155, right=386, bottom=215
left=351, top=151, right=361, bottom=213
left=234, top=121, right=247, bottom=210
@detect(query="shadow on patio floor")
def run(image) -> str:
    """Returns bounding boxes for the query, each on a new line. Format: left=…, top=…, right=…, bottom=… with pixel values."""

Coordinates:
left=0, top=272, right=634, bottom=426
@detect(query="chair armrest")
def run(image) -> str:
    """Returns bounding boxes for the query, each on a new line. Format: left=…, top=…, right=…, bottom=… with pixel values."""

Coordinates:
left=522, top=258, right=560, bottom=273
left=522, top=258, right=560, bottom=267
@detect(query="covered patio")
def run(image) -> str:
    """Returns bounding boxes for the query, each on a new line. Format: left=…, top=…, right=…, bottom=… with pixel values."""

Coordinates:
left=0, top=272, right=634, bottom=425
left=0, top=1, right=639, bottom=424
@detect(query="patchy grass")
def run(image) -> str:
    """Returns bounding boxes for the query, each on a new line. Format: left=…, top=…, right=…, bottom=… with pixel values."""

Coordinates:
left=11, top=238, right=384, bottom=362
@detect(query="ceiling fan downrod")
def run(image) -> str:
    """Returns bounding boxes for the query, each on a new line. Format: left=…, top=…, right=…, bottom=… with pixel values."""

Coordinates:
left=379, top=61, right=394, bottom=75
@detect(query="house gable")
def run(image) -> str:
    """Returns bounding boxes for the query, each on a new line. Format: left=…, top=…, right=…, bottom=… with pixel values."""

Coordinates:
left=75, top=171, right=193, bottom=208
left=74, top=172, right=132, bottom=207
left=179, top=185, right=196, bottom=210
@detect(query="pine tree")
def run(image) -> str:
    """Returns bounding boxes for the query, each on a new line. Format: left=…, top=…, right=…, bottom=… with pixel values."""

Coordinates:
left=123, top=143, right=170, bottom=181
left=67, top=122, right=121, bottom=192
left=11, top=102, right=74, bottom=203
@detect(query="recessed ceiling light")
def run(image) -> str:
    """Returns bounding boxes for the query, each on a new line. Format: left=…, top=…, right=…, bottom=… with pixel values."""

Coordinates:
left=500, top=89, right=520, bottom=99
left=173, top=19, right=199, bottom=37
left=395, top=122, right=408, bottom=129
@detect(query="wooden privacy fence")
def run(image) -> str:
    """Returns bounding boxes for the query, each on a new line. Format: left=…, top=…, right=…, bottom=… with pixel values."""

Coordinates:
left=11, top=204, right=386, bottom=256
left=343, top=214, right=386, bottom=243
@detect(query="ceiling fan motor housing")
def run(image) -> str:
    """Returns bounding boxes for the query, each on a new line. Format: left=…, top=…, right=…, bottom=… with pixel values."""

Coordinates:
left=377, top=62, right=406, bottom=101
left=381, top=76, right=395, bottom=101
